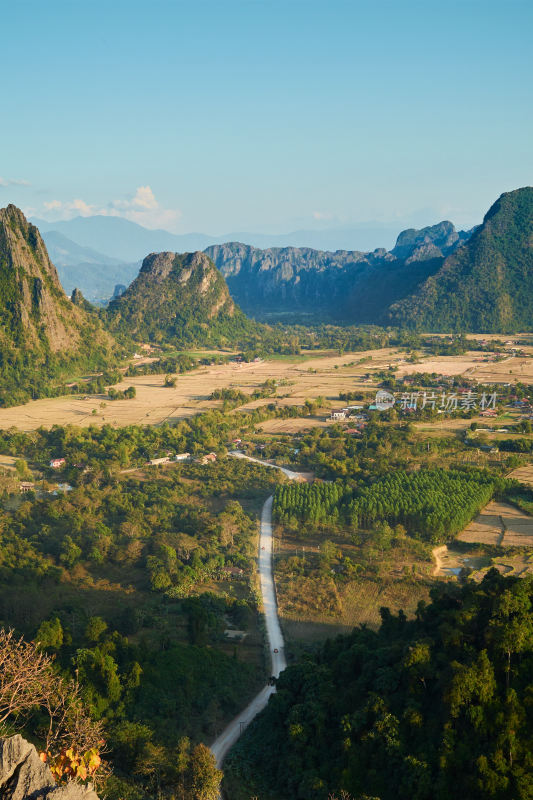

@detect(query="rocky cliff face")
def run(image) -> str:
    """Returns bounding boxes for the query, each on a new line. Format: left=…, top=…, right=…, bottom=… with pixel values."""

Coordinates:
left=0, top=735, right=99, bottom=799
left=0, top=206, right=114, bottom=360
left=205, top=221, right=473, bottom=322
left=107, top=250, right=256, bottom=345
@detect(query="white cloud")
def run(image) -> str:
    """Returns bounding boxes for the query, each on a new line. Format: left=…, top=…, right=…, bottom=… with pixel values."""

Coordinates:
left=37, top=186, right=182, bottom=231
left=130, top=185, right=158, bottom=210
left=0, top=177, right=31, bottom=187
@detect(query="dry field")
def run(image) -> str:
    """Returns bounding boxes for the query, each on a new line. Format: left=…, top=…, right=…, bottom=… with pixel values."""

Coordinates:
left=0, top=348, right=398, bottom=431
left=258, top=416, right=330, bottom=434
left=0, top=455, right=18, bottom=471
left=0, top=344, right=532, bottom=433
left=508, top=464, right=533, bottom=488
left=398, top=350, right=533, bottom=385
left=279, top=577, right=432, bottom=638
left=458, top=500, right=533, bottom=547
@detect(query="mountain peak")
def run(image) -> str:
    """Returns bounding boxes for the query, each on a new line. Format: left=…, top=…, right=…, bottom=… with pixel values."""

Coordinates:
left=0, top=209, right=115, bottom=403
left=0, top=205, right=63, bottom=289
left=107, top=250, right=254, bottom=346
left=388, top=186, right=533, bottom=331
left=392, top=220, right=459, bottom=259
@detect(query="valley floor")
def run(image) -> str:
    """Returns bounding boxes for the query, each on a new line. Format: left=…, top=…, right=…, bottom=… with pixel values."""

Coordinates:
left=1, top=342, right=533, bottom=431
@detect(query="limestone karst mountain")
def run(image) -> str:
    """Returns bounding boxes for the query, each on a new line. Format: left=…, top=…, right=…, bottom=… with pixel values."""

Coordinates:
left=388, top=187, right=533, bottom=331
left=205, top=220, right=473, bottom=322
left=106, top=250, right=258, bottom=345
left=0, top=205, right=116, bottom=405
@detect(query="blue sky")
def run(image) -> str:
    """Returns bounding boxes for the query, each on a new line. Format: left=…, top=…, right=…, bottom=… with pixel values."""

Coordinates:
left=1, top=0, right=532, bottom=238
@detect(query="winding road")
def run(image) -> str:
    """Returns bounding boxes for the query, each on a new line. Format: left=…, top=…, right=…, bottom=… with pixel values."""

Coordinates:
left=210, top=453, right=303, bottom=769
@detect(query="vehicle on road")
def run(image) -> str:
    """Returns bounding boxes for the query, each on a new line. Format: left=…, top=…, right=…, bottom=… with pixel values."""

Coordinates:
left=273, top=648, right=278, bottom=653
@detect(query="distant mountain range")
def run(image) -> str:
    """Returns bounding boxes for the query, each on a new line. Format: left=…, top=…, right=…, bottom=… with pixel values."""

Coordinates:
left=18, top=185, right=533, bottom=335
left=33, top=215, right=403, bottom=261
left=34, top=216, right=408, bottom=301
left=206, top=221, right=474, bottom=322
left=42, top=229, right=140, bottom=299
left=35, top=214, right=472, bottom=305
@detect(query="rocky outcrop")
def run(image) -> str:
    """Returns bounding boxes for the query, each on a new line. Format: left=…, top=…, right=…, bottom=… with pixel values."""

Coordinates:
left=0, top=736, right=99, bottom=799
left=112, top=284, right=127, bottom=299
left=391, top=220, right=469, bottom=260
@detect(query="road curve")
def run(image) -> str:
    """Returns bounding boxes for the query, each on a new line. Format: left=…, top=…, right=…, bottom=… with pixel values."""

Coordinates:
left=227, top=450, right=303, bottom=481
left=210, top=453, right=302, bottom=769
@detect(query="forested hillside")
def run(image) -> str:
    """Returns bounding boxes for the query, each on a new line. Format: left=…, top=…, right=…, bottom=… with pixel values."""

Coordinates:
left=389, top=187, right=533, bottom=331
left=226, top=571, right=533, bottom=800
left=0, top=442, right=281, bottom=799
left=106, top=250, right=261, bottom=347
left=0, top=205, right=117, bottom=405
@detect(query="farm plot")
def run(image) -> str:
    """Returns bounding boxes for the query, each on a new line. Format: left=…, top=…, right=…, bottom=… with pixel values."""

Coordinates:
left=458, top=500, right=533, bottom=547
left=0, top=349, right=395, bottom=432
left=508, top=464, right=533, bottom=488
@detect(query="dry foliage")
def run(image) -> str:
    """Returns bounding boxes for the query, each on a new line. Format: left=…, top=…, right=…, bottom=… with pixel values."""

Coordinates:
left=0, top=628, right=106, bottom=781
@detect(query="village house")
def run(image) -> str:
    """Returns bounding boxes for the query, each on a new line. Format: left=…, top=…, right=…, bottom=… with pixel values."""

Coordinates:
left=49, top=458, right=66, bottom=469
left=19, top=481, right=35, bottom=494
left=196, top=452, right=217, bottom=465
left=221, top=565, right=245, bottom=578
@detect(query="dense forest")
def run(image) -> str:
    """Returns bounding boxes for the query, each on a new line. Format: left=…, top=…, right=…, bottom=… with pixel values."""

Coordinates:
left=225, top=571, right=533, bottom=800
left=274, top=468, right=514, bottom=543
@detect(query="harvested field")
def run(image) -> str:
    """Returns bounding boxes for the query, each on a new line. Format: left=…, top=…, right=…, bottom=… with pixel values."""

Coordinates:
left=398, top=350, right=533, bottom=385
left=0, top=455, right=18, bottom=471
left=397, top=354, right=481, bottom=378
left=0, top=349, right=397, bottom=432
left=258, top=416, right=330, bottom=434
left=458, top=500, right=533, bottom=547
left=508, top=464, right=533, bottom=488
left=0, top=343, right=532, bottom=433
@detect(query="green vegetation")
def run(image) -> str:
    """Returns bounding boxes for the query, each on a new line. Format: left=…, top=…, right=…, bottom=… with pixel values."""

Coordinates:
left=274, top=469, right=510, bottom=544
left=0, top=454, right=280, bottom=798
left=106, top=251, right=260, bottom=348
left=108, top=385, right=136, bottom=401
left=226, top=571, right=533, bottom=800
left=389, top=187, right=533, bottom=331
left=0, top=205, right=120, bottom=407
